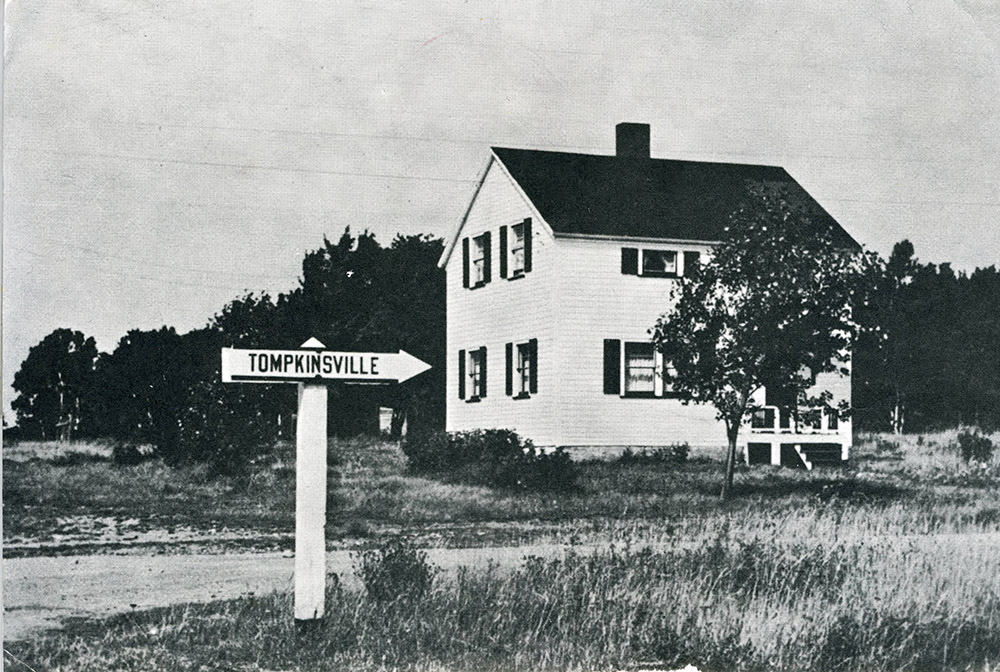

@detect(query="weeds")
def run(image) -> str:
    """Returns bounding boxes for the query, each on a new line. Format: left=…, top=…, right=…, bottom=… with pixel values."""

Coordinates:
left=10, top=524, right=1000, bottom=671
left=354, top=537, right=437, bottom=603
left=958, top=429, right=995, bottom=464
left=617, top=443, right=690, bottom=465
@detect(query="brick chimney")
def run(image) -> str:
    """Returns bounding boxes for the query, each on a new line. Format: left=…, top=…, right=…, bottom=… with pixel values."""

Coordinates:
left=616, top=122, right=650, bottom=158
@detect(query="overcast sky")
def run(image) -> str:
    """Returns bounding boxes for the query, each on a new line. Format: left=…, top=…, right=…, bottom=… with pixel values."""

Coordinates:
left=4, top=0, right=1000, bottom=417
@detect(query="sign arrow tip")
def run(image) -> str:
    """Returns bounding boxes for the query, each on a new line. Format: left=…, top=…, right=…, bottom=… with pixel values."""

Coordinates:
left=300, top=337, right=326, bottom=349
left=397, top=350, right=432, bottom=382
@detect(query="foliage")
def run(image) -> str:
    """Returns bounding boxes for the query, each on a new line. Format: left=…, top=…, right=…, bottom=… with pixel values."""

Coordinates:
left=402, top=428, right=577, bottom=492
left=111, top=441, right=147, bottom=466
left=11, top=229, right=443, bottom=474
left=652, top=182, right=865, bottom=498
left=354, top=537, right=437, bottom=603
left=279, top=230, right=445, bottom=436
left=11, top=328, right=100, bottom=440
left=853, top=242, right=1000, bottom=434
left=618, top=444, right=689, bottom=465
left=957, top=430, right=994, bottom=464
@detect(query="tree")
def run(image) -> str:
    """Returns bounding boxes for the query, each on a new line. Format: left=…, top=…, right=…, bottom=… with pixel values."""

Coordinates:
left=12, top=328, right=99, bottom=439
left=852, top=240, right=919, bottom=433
left=95, top=327, right=217, bottom=457
left=278, top=228, right=445, bottom=435
left=651, top=183, right=866, bottom=500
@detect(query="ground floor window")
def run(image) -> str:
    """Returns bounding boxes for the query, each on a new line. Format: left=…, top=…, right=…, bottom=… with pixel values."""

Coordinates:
left=506, top=339, right=537, bottom=397
left=624, top=342, right=655, bottom=394
left=459, top=347, right=487, bottom=400
left=469, top=348, right=485, bottom=398
left=604, top=339, right=676, bottom=398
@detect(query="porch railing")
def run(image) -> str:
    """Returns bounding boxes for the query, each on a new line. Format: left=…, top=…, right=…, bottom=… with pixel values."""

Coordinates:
left=749, top=405, right=840, bottom=434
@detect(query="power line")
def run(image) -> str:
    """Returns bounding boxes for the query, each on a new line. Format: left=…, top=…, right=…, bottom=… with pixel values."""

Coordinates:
left=8, top=148, right=479, bottom=184
left=8, top=245, right=296, bottom=293
left=11, top=236, right=299, bottom=282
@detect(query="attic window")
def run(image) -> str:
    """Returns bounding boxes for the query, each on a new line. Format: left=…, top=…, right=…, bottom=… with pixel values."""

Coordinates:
left=642, top=250, right=677, bottom=277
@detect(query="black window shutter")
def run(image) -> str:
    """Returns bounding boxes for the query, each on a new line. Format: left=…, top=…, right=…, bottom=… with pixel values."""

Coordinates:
left=528, top=338, right=538, bottom=394
left=603, top=339, right=621, bottom=394
left=621, top=248, right=638, bottom=275
left=505, top=342, right=513, bottom=396
left=458, top=349, right=466, bottom=399
left=683, top=251, right=701, bottom=276
left=499, top=227, right=508, bottom=278
left=482, top=232, right=492, bottom=284
left=462, top=238, right=470, bottom=288
left=523, top=218, right=533, bottom=273
left=480, top=346, right=488, bottom=397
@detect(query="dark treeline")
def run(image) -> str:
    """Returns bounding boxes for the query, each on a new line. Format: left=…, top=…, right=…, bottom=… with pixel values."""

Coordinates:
left=10, top=233, right=999, bottom=466
left=854, top=240, right=1000, bottom=433
left=10, top=229, right=445, bottom=472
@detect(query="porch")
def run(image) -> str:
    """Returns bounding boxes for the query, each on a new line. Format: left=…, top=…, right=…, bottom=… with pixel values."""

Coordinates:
left=744, top=405, right=849, bottom=469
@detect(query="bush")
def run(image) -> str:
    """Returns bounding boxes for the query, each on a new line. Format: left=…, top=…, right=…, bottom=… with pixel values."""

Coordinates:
left=618, top=443, right=689, bottom=465
left=51, top=450, right=109, bottom=466
left=958, top=430, right=994, bottom=464
left=401, top=428, right=577, bottom=492
left=354, top=537, right=436, bottom=603
left=159, top=381, right=276, bottom=476
left=111, top=441, right=147, bottom=466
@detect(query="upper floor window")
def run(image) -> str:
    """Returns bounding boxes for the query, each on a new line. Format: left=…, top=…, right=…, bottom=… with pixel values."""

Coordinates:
left=642, top=250, right=677, bottom=276
left=472, top=234, right=488, bottom=285
left=622, top=247, right=700, bottom=278
left=500, top=218, right=533, bottom=279
left=511, top=222, right=526, bottom=276
left=462, top=232, right=492, bottom=289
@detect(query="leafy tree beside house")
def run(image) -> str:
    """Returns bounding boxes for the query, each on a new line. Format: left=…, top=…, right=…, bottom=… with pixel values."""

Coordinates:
left=652, top=183, right=867, bottom=500
left=12, top=328, right=100, bottom=440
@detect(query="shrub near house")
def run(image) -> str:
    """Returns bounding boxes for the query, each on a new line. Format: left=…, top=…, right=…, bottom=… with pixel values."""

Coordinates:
left=401, top=428, right=576, bottom=492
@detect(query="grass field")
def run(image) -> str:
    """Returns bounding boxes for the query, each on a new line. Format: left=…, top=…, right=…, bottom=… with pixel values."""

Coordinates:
left=5, top=430, right=1000, bottom=670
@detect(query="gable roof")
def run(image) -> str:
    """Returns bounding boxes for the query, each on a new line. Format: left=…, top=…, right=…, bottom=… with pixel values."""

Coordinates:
left=491, top=147, right=859, bottom=249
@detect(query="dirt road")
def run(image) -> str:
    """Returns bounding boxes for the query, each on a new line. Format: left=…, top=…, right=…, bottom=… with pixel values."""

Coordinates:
left=2, top=544, right=590, bottom=642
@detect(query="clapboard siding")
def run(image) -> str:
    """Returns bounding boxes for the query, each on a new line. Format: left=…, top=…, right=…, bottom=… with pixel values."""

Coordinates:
left=549, top=236, right=725, bottom=447
left=444, top=157, right=561, bottom=444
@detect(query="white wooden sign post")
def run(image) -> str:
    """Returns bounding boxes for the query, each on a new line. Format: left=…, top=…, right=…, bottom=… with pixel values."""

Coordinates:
left=221, top=337, right=431, bottom=624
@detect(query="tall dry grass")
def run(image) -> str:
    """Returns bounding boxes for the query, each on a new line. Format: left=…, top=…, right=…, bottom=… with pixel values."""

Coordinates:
left=10, top=504, right=1000, bottom=671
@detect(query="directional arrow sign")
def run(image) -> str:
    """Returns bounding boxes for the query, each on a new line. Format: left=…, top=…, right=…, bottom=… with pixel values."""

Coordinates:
left=221, top=346, right=431, bottom=384
left=221, top=337, right=432, bottom=626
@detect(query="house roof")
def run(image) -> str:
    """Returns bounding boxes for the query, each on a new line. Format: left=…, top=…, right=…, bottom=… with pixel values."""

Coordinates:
left=491, top=147, right=860, bottom=249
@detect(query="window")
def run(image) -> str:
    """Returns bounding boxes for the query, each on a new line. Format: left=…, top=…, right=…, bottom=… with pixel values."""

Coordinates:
left=462, top=233, right=491, bottom=288
left=622, top=247, right=700, bottom=278
left=604, top=339, right=678, bottom=398
left=642, top=250, right=677, bottom=276
left=516, top=342, right=533, bottom=394
left=506, top=339, right=537, bottom=397
left=511, top=222, right=526, bottom=276
left=458, top=347, right=487, bottom=400
left=468, top=348, right=485, bottom=399
left=472, top=234, right=487, bottom=285
left=624, top=342, right=655, bottom=395
left=500, top=219, right=532, bottom=279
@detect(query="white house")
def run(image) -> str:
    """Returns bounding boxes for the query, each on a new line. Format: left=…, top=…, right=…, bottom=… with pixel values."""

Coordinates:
left=438, top=123, right=858, bottom=467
